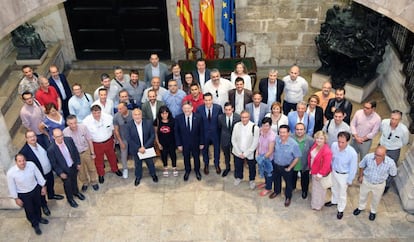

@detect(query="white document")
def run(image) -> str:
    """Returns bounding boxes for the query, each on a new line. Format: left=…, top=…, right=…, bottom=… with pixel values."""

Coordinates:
left=137, top=147, right=156, bottom=159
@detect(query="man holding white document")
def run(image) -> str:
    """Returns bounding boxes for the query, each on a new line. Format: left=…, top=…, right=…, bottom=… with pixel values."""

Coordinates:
left=125, top=108, right=159, bottom=186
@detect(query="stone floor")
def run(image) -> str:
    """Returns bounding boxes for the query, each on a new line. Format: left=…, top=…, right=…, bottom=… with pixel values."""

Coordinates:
left=2, top=66, right=414, bottom=241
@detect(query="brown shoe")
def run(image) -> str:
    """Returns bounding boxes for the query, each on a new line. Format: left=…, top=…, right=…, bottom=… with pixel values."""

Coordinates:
left=204, top=166, right=209, bottom=175
left=269, top=192, right=279, bottom=199
left=284, top=198, right=291, bottom=207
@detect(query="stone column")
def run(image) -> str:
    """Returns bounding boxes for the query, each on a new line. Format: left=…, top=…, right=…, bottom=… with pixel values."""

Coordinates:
left=0, top=112, right=19, bottom=209
left=395, top=143, right=414, bottom=213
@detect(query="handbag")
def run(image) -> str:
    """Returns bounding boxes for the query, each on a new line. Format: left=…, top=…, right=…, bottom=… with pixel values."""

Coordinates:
left=320, top=173, right=332, bottom=189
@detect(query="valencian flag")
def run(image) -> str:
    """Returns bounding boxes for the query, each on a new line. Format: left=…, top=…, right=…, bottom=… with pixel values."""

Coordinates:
left=177, top=0, right=195, bottom=49
left=222, top=0, right=236, bottom=57
left=199, top=0, right=216, bottom=58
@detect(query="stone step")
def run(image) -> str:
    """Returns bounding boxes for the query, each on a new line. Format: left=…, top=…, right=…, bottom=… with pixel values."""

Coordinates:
left=0, top=70, right=22, bottom=115
left=4, top=95, right=23, bottom=139
left=69, top=60, right=173, bottom=70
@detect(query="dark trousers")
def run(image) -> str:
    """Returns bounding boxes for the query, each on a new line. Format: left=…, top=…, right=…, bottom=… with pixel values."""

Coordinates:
left=273, top=163, right=294, bottom=199
left=183, top=146, right=201, bottom=172
left=18, top=185, right=42, bottom=227
left=221, top=145, right=232, bottom=170
left=292, top=170, right=310, bottom=193
left=40, top=171, right=56, bottom=207
left=202, top=136, right=220, bottom=167
left=62, top=98, right=70, bottom=119
left=133, top=156, right=156, bottom=180
left=234, top=156, right=256, bottom=181
left=160, top=143, right=177, bottom=167
left=61, top=166, right=79, bottom=201
left=282, top=101, right=297, bottom=115
left=386, top=149, right=401, bottom=188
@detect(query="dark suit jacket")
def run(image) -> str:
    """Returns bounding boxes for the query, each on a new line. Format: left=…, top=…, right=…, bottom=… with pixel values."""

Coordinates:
left=125, top=119, right=155, bottom=157
left=196, top=104, right=223, bottom=141
left=311, top=105, right=324, bottom=135
left=48, top=74, right=72, bottom=101
left=47, top=137, right=80, bottom=176
left=258, top=78, right=285, bottom=104
left=164, top=72, right=185, bottom=89
left=192, top=69, right=211, bottom=85
left=141, top=100, right=165, bottom=121
left=218, top=113, right=241, bottom=147
left=245, top=102, right=268, bottom=127
left=228, top=89, right=253, bottom=110
left=324, top=98, right=353, bottom=124
left=20, top=143, right=49, bottom=176
left=174, top=112, right=204, bottom=149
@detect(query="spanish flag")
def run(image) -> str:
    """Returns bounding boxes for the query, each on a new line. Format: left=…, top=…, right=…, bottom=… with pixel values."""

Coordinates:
left=199, top=0, right=216, bottom=59
left=177, top=0, right=195, bottom=49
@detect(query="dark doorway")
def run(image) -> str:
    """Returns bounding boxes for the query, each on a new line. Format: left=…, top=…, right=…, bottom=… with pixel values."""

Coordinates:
left=64, top=0, right=171, bottom=60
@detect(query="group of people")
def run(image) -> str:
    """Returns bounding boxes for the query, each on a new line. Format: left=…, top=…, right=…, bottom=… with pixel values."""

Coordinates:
left=7, top=54, right=409, bottom=235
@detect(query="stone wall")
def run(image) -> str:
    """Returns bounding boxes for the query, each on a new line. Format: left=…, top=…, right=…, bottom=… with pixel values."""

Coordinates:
left=236, top=0, right=348, bottom=67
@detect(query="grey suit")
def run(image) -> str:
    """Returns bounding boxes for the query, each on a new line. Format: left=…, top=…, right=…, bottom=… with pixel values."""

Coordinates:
left=245, top=102, right=268, bottom=127
left=144, top=62, right=169, bottom=87
left=218, top=113, right=241, bottom=171
left=141, top=100, right=165, bottom=121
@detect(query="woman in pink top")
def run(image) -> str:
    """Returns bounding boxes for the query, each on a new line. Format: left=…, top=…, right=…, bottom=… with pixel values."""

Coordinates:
left=308, top=130, right=332, bottom=210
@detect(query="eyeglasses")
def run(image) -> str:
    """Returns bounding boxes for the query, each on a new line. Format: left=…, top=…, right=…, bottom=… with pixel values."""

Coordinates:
left=215, top=90, right=219, bottom=98
left=388, top=132, right=392, bottom=139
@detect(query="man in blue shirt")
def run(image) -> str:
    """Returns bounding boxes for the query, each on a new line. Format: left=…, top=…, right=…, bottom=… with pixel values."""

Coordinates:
left=270, top=124, right=301, bottom=207
left=353, top=146, right=397, bottom=221
left=163, top=79, right=186, bottom=118
left=325, top=131, right=357, bottom=219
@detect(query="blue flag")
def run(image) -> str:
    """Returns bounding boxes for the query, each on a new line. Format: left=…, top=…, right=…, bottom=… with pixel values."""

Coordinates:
left=221, top=0, right=236, bottom=57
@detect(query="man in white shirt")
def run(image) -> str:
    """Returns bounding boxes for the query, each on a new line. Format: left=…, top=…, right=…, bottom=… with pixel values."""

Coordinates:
left=192, top=58, right=211, bottom=91
left=282, top=65, right=308, bottom=114
left=93, top=73, right=117, bottom=102
left=110, top=66, right=130, bottom=104
left=92, top=88, right=114, bottom=116
left=83, top=105, right=122, bottom=184
left=203, top=69, right=235, bottom=109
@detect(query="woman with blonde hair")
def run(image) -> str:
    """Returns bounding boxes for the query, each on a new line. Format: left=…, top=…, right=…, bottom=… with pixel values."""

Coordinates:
left=308, top=130, right=332, bottom=210
left=230, top=62, right=252, bottom=90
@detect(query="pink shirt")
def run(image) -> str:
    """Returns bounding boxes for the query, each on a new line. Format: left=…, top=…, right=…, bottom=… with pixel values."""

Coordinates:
left=63, top=124, right=92, bottom=153
left=350, top=109, right=381, bottom=139
left=257, top=129, right=276, bottom=157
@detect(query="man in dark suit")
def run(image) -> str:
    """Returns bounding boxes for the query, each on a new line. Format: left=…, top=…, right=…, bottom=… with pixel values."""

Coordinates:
left=218, top=102, right=241, bottom=177
left=141, top=89, right=165, bottom=121
left=47, top=128, right=85, bottom=208
left=175, top=101, right=205, bottom=181
left=258, top=69, right=285, bottom=106
left=228, top=77, right=253, bottom=114
left=19, top=130, right=64, bottom=216
left=125, top=108, right=158, bottom=186
left=245, top=91, right=269, bottom=127
left=164, top=62, right=185, bottom=89
left=48, top=65, right=72, bottom=119
left=324, top=87, right=353, bottom=124
left=196, top=92, right=223, bottom=175
left=192, top=58, right=211, bottom=91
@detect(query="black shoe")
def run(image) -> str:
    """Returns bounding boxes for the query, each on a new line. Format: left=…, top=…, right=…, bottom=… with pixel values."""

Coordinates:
left=81, top=185, right=88, bottom=192
left=152, top=175, right=158, bottom=183
left=222, top=169, right=230, bottom=177
left=49, top=194, right=64, bottom=200
left=301, top=191, right=308, bottom=199
left=75, top=193, right=85, bottom=200
left=195, top=171, right=202, bottom=181
left=183, top=172, right=190, bottom=181
left=324, top=201, right=337, bottom=207
left=115, top=170, right=123, bottom=176
left=337, top=211, right=344, bottom=220
left=99, top=176, right=104, bottom=184
left=39, top=218, right=49, bottom=224
left=204, top=165, right=209, bottom=175
left=134, top=178, right=140, bottom=186
left=369, top=212, right=376, bottom=221
left=353, top=208, right=362, bottom=216
left=215, top=166, right=221, bottom=174
left=42, top=206, right=50, bottom=216
left=92, top=184, right=99, bottom=191
left=68, top=199, right=78, bottom=208
left=284, top=198, right=291, bottom=207
left=33, top=225, right=42, bottom=235
left=383, top=186, right=390, bottom=194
